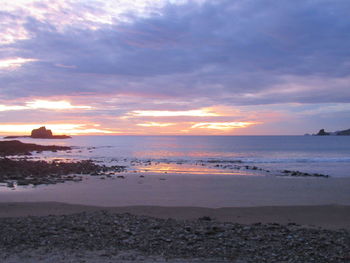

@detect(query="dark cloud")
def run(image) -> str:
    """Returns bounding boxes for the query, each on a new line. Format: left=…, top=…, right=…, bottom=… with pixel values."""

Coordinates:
left=1, top=0, right=350, bottom=104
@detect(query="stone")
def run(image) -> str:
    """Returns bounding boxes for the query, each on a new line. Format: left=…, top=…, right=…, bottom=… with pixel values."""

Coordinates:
left=316, top=129, right=330, bottom=136
left=31, top=126, right=53, bottom=138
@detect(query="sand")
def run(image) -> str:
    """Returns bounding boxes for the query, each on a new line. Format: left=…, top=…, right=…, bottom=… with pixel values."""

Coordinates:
left=1, top=174, right=349, bottom=262
left=1, top=174, right=350, bottom=230
left=0, top=202, right=350, bottom=230
left=1, top=173, right=350, bottom=207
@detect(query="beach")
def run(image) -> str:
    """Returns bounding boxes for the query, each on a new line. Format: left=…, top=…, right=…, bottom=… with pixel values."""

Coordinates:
left=0, top=203, right=349, bottom=263
left=1, top=173, right=350, bottom=208
left=1, top=173, right=350, bottom=262
left=1, top=202, right=350, bottom=230
left=1, top=137, right=350, bottom=262
left=2, top=0, right=350, bottom=260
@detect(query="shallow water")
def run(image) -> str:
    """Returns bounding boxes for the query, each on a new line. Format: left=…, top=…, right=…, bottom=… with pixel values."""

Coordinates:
left=8, top=135, right=350, bottom=177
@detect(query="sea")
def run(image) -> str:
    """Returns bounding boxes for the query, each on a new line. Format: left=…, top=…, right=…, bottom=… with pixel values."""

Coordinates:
left=12, top=135, right=350, bottom=178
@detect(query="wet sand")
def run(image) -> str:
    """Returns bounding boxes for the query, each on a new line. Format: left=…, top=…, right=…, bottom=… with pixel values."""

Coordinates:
left=1, top=174, right=349, bottom=262
left=1, top=173, right=350, bottom=229
left=1, top=173, right=349, bottom=207
left=0, top=202, right=350, bottom=230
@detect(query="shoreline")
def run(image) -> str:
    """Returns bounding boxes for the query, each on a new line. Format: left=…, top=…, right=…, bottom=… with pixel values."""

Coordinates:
left=1, top=202, right=350, bottom=230
left=1, top=174, right=349, bottom=208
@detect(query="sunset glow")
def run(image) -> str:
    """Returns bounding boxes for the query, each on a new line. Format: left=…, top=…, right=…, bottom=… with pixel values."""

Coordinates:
left=1, top=4, right=349, bottom=258
left=0, top=0, right=349, bottom=135
left=128, top=109, right=219, bottom=118
left=0, top=124, right=114, bottom=135
left=26, top=100, right=92, bottom=110
left=191, top=122, right=258, bottom=130
left=0, top=57, right=37, bottom=69
left=137, top=122, right=175, bottom=127
left=0, top=100, right=91, bottom=112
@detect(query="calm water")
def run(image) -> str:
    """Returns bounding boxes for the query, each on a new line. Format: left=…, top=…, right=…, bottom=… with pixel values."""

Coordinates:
left=13, top=135, right=350, bottom=177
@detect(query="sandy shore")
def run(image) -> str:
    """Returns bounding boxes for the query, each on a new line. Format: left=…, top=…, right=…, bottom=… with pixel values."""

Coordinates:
left=1, top=174, right=350, bottom=262
left=0, top=202, right=349, bottom=230
left=1, top=173, right=349, bottom=229
left=1, top=174, right=350, bottom=207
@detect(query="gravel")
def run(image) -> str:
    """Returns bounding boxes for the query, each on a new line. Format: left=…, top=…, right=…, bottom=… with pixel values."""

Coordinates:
left=0, top=211, right=348, bottom=262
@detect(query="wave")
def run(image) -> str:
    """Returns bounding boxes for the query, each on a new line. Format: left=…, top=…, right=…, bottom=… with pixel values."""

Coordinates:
left=240, top=157, right=350, bottom=164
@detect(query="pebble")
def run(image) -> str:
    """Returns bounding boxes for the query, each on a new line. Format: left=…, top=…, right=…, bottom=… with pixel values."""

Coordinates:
left=0, top=211, right=348, bottom=262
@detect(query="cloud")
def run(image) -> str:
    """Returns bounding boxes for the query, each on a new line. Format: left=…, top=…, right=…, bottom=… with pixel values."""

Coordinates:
left=1, top=0, right=350, bottom=104
left=137, top=122, right=175, bottom=127
left=0, top=57, right=38, bottom=70
left=191, top=122, right=259, bottom=130
left=0, top=0, right=349, bottom=134
left=0, top=100, right=92, bottom=111
left=126, top=109, right=218, bottom=117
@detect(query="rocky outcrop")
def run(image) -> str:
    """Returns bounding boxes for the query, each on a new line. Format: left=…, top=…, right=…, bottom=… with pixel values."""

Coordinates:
left=31, top=126, right=53, bottom=138
left=315, top=128, right=350, bottom=136
left=336, top=129, right=350, bottom=135
left=316, top=129, right=330, bottom=136
left=0, top=158, right=127, bottom=187
left=0, top=140, right=71, bottom=156
left=4, top=126, right=71, bottom=139
left=30, top=126, right=71, bottom=139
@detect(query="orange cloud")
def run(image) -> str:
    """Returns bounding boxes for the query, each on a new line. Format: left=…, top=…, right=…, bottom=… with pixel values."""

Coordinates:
left=191, top=122, right=259, bottom=130
left=137, top=122, right=175, bottom=127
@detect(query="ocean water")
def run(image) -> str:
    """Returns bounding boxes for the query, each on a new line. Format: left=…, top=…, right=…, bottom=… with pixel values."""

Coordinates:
left=13, top=135, right=350, bottom=177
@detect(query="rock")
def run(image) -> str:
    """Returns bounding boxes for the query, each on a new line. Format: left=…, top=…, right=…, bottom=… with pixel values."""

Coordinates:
left=0, top=158, right=126, bottom=187
left=198, top=216, right=212, bottom=221
left=31, top=126, right=53, bottom=138
left=314, top=128, right=350, bottom=136
left=0, top=140, right=71, bottom=156
left=6, top=181, right=14, bottom=188
left=316, top=129, right=330, bottom=136
left=336, top=128, right=350, bottom=135
left=30, top=126, right=71, bottom=139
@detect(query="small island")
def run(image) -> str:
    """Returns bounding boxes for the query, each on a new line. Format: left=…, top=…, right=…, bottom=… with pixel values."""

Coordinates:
left=314, top=128, right=350, bottom=136
left=4, top=126, right=71, bottom=139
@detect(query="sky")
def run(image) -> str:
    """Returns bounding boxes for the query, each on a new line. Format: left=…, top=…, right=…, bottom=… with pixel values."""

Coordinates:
left=0, top=0, right=349, bottom=135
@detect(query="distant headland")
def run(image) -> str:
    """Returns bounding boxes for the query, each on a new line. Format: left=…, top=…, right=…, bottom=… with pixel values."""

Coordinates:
left=312, top=128, right=350, bottom=136
left=4, top=126, right=71, bottom=139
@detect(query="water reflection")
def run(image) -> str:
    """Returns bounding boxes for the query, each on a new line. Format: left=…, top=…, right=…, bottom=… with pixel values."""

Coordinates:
left=130, top=162, right=258, bottom=176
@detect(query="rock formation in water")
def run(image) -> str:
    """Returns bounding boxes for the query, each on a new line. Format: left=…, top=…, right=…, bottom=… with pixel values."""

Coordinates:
left=336, top=129, right=350, bottom=135
left=316, top=129, right=330, bottom=136
left=314, top=128, right=350, bottom=136
left=31, top=126, right=53, bottom=138
left=4, top=126, right=71, bottom=139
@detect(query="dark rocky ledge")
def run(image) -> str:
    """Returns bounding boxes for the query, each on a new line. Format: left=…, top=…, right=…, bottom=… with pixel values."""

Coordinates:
left=0, top=158, right=126, bottom=187
left=0, top=140, right=126, bottom=187
left=281, top=169, right=329, bottom=178
left=0, top=140, right=71, bottom=156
